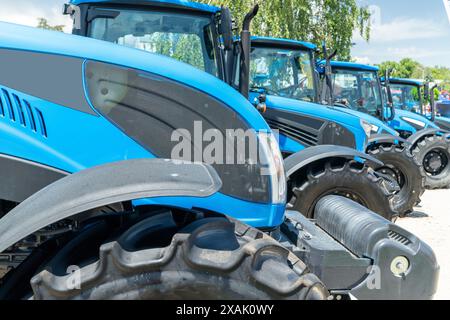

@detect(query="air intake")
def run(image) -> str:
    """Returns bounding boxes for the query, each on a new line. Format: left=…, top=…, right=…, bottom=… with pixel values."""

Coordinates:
left=388, top=230, right=412, bottom=246
left=266, top=119, right=319, bottom=147
left=0, top=87, right=47, bottom=137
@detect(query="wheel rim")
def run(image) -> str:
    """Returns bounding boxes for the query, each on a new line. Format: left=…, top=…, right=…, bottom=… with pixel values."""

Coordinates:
left=378, top=166, right=405, bottom=188
left=423, top=149, right=449, bottom=176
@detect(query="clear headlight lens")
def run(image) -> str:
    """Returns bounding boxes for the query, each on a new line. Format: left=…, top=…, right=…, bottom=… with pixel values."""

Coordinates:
left=360, top=119, right=373, bottom=138
left=258, top=131, right=287, bottom=204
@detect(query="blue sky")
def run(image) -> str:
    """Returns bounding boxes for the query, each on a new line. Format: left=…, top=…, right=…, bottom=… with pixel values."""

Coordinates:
left=353, top=0, right=450, bottom=67
left=0, top=0, right=449, bottom=67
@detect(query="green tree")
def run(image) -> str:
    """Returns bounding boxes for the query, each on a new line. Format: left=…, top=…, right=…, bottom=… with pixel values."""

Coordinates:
left=37, top=18, right=64, bottom=32
left=378, top=59, right=423, bottom=78
left=201, top=0, right=371, bottom=60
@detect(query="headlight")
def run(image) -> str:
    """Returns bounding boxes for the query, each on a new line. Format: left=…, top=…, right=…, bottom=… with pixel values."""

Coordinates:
left=258, top=131, right=286, bottom=204
left=360, top=119, right=373, bottom=138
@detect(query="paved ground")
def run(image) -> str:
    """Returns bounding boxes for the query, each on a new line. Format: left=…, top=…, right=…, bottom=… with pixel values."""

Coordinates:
left=396, top=188, right=450, bottom=300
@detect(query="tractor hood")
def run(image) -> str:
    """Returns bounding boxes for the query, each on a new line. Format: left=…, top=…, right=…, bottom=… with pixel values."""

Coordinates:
left=0, top=22, right=268, bottom=132
left=332, top=106, right=399, bottom=136
left=434, top=116, right=450, bottom=131
left=391, top=108, right=439, bottom=132
left=251, top=93, right=369, bottom=151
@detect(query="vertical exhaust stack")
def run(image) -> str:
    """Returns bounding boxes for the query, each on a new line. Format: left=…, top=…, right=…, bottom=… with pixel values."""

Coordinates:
left=239, top=4, right=259, bottom=99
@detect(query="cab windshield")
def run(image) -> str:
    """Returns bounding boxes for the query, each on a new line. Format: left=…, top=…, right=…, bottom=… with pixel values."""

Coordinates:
left=88, top=8, right=219, bottom=77
left=390, top=83, right=422, bottom=114
left=332, top=69, right=382, bottom=117
left=250, top=47, right=316, bottom=102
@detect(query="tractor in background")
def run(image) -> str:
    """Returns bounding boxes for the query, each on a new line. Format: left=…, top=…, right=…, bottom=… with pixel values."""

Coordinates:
left=324, top=61, right=450, bottom=189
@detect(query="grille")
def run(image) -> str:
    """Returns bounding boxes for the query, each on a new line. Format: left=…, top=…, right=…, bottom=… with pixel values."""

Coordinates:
left=266, top=119, right=319, bottom=147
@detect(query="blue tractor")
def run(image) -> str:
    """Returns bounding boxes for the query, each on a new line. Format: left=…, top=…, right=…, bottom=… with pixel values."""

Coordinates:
left=0, top=1, right=438, bottom=300
left=327, top=61, right=450, bottom=189
left=387, top=78, right=450, bottom=188
left=248, top=37, right=425, bottom=216
left=388, top=77, right=450, bottom=131
left=65, top=0, right=404, bottom=220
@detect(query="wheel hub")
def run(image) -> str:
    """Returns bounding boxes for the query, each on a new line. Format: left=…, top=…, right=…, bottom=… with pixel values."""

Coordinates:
left=378, top=167, right=405, bottom=188
left=423, top=150, right=448, bottom=175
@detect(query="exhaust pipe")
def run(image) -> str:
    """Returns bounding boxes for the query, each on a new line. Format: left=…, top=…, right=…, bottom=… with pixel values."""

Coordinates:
left=239, top=4, right=259, bottom=98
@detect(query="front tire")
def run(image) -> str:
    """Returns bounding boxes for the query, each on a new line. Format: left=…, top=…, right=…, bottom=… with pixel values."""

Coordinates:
left=412, top=135, right=450, bottom=189
left=288, top=159, right=397, bottom=220
left=367, top=143, right=425, bottom=216
left=27, top=212, right=328, bottom=300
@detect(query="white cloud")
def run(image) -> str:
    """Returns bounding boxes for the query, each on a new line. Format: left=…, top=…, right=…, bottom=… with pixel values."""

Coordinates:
left=353, top=56, right=371, bottom=64
left=354, top=18, right=444, bottom=44
left=0, top=0, right=72, bottom=33
left=386, top=46, right=450, bottom=59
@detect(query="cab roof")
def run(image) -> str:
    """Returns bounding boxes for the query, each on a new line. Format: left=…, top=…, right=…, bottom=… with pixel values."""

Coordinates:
left=251, top=36, right=317, bottom=51
left=69, top=0, right=220, bottom=13
left=330, top=61, right=379, bottom=72
left=388, top=78, right=424, bottom=87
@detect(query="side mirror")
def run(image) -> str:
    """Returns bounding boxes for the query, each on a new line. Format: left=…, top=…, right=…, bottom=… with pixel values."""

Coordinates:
left=430, top=84, right=438, bottom=121
left=220, top=7, right=233, bottom=51
left=320, top=42, right=337, bottom=106
left=254, top=93, right=267, bottom=113
left=383, top=70, right=395, bottom=121
left=424, top=83, right=430, bottom=101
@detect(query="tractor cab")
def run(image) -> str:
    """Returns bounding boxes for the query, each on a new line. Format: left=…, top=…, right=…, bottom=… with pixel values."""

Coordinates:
left=388, top=78, right=424, bottom=114
left=327, top=61, right=439, bottom=139
left=249, top=37, right=318, bottom=103
left=248, top=37, right=402, bottom=151
left=328, top=62, right=383, bottom=118
left=65, top=0, right=234, bottom=82
left=387, top=77, right=450, bottom=131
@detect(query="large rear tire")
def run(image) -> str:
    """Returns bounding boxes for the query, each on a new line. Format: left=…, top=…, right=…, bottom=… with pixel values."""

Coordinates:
left=367, top=144, right=425, bottom=216
left=28, top=212, right=328, bottom=300
left=288, top=159, right=397, bottom=220
left=411, top=135, right=450, bottom=189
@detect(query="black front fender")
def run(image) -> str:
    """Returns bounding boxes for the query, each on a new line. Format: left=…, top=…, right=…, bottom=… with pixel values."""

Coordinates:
left=0, top=159, right=222, bottom=253
left=367, top=134, right=407, bottom=147
left=406, top=128, right=449, bottom=148
left=284, top=145, right=383, bottom=177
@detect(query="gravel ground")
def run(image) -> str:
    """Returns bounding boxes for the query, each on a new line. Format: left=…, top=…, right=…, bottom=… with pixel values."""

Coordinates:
left=396, top=188, right=450, bottom=300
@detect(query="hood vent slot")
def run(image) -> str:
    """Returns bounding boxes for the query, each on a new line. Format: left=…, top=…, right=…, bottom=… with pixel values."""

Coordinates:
left=0, top=93, right=4, bottom=116
left=12, top=93, right=26, bottom=126
left=35, top=108, right=47, bottom=137
left=23, top=100, right=37, bottom=132
left=2, top=89, right=15, bottom=121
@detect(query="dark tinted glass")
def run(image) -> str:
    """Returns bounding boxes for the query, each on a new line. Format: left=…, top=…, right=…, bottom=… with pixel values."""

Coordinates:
left=85, top=60, right=270, bottom=203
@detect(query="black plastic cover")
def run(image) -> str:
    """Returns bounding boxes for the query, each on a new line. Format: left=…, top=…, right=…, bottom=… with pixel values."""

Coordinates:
left=284, top=145, right=382, bottom=177
left=314, top=195, right=439, bottom=300
left=0, top=159, right=221, bottom=253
